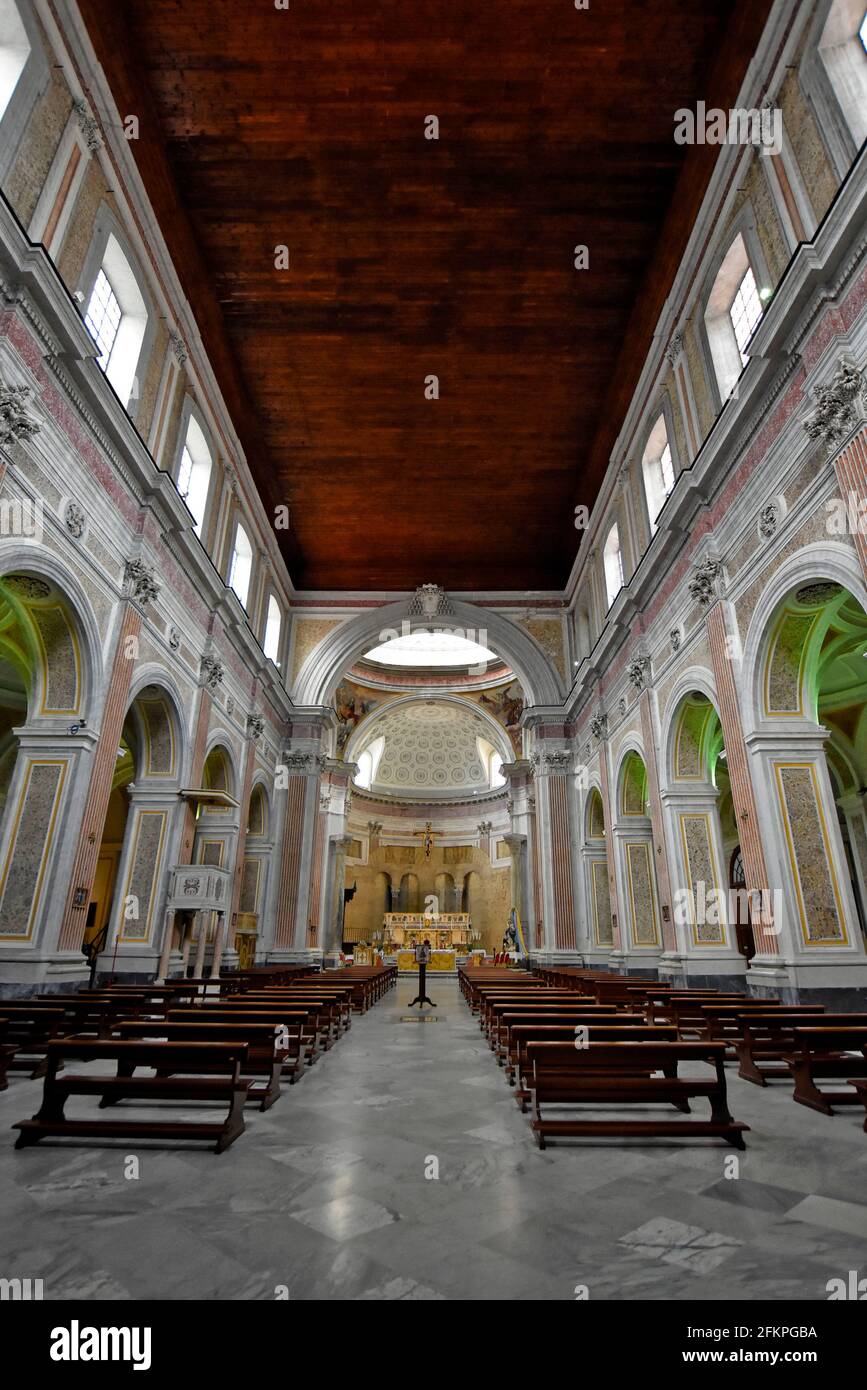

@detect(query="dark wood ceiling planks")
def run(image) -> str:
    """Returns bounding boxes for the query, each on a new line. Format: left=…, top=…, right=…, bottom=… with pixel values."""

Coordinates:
left=76, top=0, right=773, bottom=591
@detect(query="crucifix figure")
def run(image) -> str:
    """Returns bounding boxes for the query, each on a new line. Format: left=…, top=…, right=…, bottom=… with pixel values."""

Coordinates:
left=412, top=820, right=442, bottom=861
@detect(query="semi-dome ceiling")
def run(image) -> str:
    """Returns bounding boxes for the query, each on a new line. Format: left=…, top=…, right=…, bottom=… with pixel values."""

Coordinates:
left=353, top=700, right=508, bottom=797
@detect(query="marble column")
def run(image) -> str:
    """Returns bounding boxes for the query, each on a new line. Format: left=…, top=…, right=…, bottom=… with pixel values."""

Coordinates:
left=705, top=600, right=780, bottom=957
left=639, top=689, right=678, bottom=956
left=597, top=734, right=624, bottom=963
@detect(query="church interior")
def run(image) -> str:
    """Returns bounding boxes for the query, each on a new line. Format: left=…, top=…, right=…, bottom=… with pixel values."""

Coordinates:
left=0, top=0, right=867, bottom=1321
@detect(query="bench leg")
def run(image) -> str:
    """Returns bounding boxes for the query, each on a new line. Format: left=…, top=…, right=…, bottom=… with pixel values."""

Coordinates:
left=216, top=1084, right=248, bottom=1153
left=791, top=1060, right=834, bottom=1116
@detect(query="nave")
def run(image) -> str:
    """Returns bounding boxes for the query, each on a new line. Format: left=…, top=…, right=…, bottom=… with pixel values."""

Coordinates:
left=2, top=975, right=867, bottom=1302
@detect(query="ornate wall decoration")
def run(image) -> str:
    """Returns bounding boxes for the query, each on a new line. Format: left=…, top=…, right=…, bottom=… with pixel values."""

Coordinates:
left=618, top=697, right=627, bottom=717
left=803, top=358, right=866, bottom=451
left=664, top=329, right=685, bottom=366
left=625, top=841, right=660, bottom=946
left=678, top=813, right=726, bottom=945
left=247, top=711, right=265, bottom=740
left=774, top=762, right=847, bottom=944
left=626, top=653, right=651, bottom=690
left=168, top=626, right=181, bottom=651
left=688, top=558, right=723, bottom=608
left=589, top=709, right=607, bottom=741
left=3, top=574, right=50, bottom=599
left=0, top=381, right=40, bottom=449
left=73, top=98, right=101, bottom=152
left=758, top=501, right=780, bottom=539
left=670, top=627, right=682, bottom=653
left=225, top=697, right=235, bottom=716
left=200, top=653, right=224, bottom=690
left=407, top=583, right=454, bottom=618
left=591, top=858, right=613, bottom=946
left=168, top=330, right=188, bottom=366
left=64, top=501, right=85, bottom=538
left=124, top=558, right=161, bottom=608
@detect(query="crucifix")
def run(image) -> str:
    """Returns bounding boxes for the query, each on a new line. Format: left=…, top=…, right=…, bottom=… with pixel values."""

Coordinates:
left=412, top=820, right=442, bottom=861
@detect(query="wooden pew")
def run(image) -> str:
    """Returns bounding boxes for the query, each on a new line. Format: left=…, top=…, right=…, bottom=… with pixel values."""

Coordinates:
left=14, top=1038, right=251, bottom=1152
left=487, top=1003, right=618, bottom=1056
left=526, top=1040, right=749, bottom=1149
left=788, top=1025, right=867, bottom=1115
left=0, top=1003, right=67, bottom=1076
left=169, top=1006, right=312, bottom=1074
left=113, top=1019, right=289, bottom=1110
left=736, top=1012, right=867, bottom=1087
left=512, top=1023, right=679, bottom=1107
left=701, top=1003, right=824, bottom=1055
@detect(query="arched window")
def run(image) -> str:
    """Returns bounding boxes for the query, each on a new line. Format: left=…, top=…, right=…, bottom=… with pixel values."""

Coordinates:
left=642, top=413, right=675, bottom=531
left=263, top=594, right=282, bottom=663
left=490, top=751, right=505, bottom=789
left=355, top=750, right=373, bottom=789
left=0, top=0, right=30, bottom=123
left=703, top=233, right=766, bottom=401
left=176, top=414, right=212, bottom=536
left=603, top=523, right=623, bottom=609
left=83, top=233, right=149, bottom=408
left=228, top=522, right=253, bottom=609
left=818, top=0, right=867, bottom=149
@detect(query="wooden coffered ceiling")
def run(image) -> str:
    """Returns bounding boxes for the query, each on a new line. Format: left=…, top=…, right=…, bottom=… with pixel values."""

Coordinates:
left=76, top=0, right=773, bottom=592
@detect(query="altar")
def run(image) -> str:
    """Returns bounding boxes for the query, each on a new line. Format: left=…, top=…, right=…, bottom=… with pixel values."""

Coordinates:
left=383, top=913, right=470, bottom=951
left=396, top=949, right=457, bottom=972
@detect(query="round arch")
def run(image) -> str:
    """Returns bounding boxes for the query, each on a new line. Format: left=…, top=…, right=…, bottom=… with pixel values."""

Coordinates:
left=742, top=542, right=867, bottom=732
left=659, top=668, right=721, bottom=790
left=616, top=743, right=650, bottom=819
left=292, top=599, right=565, bottom=709
left=201, top=737, right=239, bottom=800
left=0, top=544, right=103, bottom=718
left=124, top=668, right=187, bottom=782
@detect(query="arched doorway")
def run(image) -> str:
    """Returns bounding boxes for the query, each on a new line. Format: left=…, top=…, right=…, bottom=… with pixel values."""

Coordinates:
left=90, top=681, right=182, bottom=975
left=749, top=578, right=867, bottom=960
left=664, top=688, right=743, bottom=970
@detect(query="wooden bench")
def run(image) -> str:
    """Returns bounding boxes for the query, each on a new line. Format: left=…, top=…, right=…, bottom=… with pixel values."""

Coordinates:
left=736, top=1012, right=867, bottom=1087
left=526, top=1040, right=749, bottom=1150
left=788, top=1026, right=867, bottom=1115
left=14, top=1038, right=251, bottom=1152
left=0, top=1003, right=68, bottom=1077
left=701, top=1003, right=823, bottom=1055
left=169, top=1006, right=313, bottom=1073
left=489, top=1005, right=628, bottom=1059
left=112, top=1020, right=289, bottom=1110
left=512, top=1024, right=679, bottom=1107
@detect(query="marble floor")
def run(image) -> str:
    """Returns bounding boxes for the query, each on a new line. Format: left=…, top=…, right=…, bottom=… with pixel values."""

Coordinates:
left=1, top=979, right=867, bottom=1301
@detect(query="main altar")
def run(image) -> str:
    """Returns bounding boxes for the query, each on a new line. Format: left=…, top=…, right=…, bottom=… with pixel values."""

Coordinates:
left=383, top=912, right=473, bottom=972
